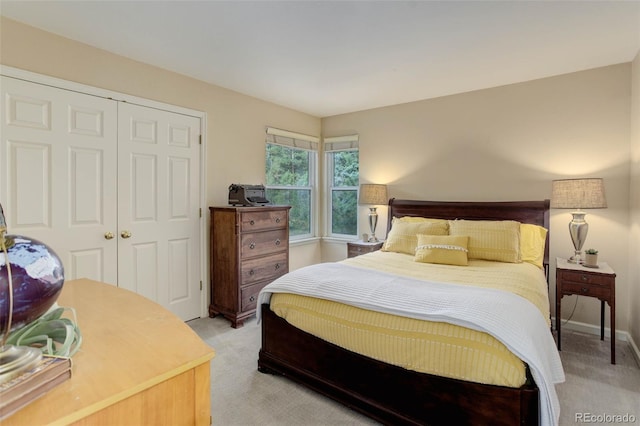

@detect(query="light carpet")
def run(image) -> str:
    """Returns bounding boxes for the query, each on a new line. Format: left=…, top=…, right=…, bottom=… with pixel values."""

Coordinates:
left=188, top=316, right=639, bottom=425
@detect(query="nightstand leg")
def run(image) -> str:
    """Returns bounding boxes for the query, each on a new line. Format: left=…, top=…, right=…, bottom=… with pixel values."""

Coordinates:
left=600, top=300, right=605, bottom=341
left=556, top=296, right=562, bottom=351
left=611, top=301, right=616, bottom=365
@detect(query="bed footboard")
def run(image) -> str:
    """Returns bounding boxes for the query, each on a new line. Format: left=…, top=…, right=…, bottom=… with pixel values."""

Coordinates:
left=258, top=304, right=539, bottom=426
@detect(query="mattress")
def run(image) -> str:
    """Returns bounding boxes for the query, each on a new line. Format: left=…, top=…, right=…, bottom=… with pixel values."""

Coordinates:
left=269, top=250, right=550, bottom=388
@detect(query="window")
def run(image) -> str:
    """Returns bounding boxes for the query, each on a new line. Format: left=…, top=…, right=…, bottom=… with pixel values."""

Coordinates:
left=265, top=127, right=318, bottom=239
left=325, top=135, right=359, bottom=238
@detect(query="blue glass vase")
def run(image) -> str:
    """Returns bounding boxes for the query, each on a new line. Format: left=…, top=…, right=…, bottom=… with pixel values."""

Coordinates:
left=0, top=235, right=65, bottom=333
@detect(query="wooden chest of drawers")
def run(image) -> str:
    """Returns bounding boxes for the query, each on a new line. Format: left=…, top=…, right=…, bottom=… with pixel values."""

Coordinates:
left=209, top=205, right=290, bottom=328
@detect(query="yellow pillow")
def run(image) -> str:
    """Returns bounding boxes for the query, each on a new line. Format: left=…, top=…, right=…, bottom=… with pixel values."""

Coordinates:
left=520, top=223, right=547, bottom=268
left=448, top=219, right=521, bottom=263
left=395, top=216, right=448, bottom=225
left=414, top=234, right=469, bottom=266
left=382, top=218, right=449, bottom=255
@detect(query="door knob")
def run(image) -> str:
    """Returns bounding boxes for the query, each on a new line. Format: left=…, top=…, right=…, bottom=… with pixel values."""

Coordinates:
left=121, top=230, right=132, bottom=239
left=104, top=232, right=115, bottom=240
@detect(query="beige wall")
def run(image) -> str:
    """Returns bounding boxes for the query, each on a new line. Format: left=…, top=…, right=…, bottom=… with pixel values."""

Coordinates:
left=0, top=17, right=324, bottom=279
left=630, top=51, right=640, bottom=349
left=323, top=64, right=633, bottom=337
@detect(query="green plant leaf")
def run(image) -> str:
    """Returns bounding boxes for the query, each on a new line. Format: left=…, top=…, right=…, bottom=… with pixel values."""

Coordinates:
left=5, top=305, right=82, bottom=357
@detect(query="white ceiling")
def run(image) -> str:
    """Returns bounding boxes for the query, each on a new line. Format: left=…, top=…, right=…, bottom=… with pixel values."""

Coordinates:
left=1, top=1, right=639, bottom=117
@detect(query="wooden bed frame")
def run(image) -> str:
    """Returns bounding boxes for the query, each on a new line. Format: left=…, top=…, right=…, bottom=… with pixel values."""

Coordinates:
left=258, top=199, right=550, bottom=426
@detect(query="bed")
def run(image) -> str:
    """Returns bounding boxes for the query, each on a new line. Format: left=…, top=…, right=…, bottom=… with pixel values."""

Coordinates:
left=257, top=199, right=564, bottom=426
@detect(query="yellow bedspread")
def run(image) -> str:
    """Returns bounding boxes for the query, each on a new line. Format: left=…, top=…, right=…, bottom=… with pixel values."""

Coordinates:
left=269, top=250, right=550, bottom=388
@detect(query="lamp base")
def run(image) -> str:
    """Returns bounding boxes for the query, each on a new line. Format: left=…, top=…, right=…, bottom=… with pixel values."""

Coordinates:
left=0, top=344, right=43, bottom=384
left=568, top=255, right=583, bottom=264
left=568, top=211, right=588, bottom=265
left=367, top=207, right=379, bottom=243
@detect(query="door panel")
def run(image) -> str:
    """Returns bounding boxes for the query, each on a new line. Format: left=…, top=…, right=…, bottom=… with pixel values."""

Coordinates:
left=169, top=157, right=190, bottom=218
left=1, top=76, right=118, bottom=285
left=131, top=153, right=157, bottom=221
left=70, top=148, right=104, bottom=225
left=118, top=103, right=201, bottom=321
left=8, top=141, right=51, bottom=227
left=6, top=93, right=51, bottom=130
left=168, top=238, right=189, bottom=300
left=132, top=241, right=159, bottom=301
left=70, top=249, right=105, bottom=282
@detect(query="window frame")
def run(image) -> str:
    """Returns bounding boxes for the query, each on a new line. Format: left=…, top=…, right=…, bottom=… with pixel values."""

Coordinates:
left=264, top=127, right=319, bottom=241
left=324, top=135, right=360, bottom=240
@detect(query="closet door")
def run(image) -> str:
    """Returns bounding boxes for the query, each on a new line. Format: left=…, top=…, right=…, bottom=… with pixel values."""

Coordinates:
left=117, top=103, right=201, bottom=321
left=0, top=76, right=119, bottom=284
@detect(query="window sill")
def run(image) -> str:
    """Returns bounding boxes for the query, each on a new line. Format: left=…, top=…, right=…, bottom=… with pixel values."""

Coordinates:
left=290, top=237, right=321, bottom=247
left=321, top=236, right=357, bottom=244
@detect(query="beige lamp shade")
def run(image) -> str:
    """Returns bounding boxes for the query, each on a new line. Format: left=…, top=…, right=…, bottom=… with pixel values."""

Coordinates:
left=358, top=184, right=388, bottom=205
left=551, top=178, right=606, bottom=264
left=550, top=178, right=607, bottom=209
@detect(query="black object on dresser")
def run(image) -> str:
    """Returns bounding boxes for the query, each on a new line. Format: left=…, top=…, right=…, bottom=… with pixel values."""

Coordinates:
left=209, top=205, right=291, bottom=328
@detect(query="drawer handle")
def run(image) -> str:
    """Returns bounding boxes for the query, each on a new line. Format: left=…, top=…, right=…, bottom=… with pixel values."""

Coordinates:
left=249, top=269, right=255, bottom=275
left=250, top=220, right=255, bottom=226
left=275, top=263, right=280, bottom=270
left=249, top=296, right=255, bottom=302
left=581, top=287, right=589, bottom=293
left=581, top=275, right=588, bottom=282
left=275, top=217, right=281, bottom=223
left=275, top=239, right=281, bottom=246
left=249, top=242, right=256, bottom=249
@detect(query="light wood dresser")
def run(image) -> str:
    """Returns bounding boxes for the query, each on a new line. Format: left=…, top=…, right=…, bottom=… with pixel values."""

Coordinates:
left=3, top=278, right=215, bottom=426
left=209, top=205, right=291, bottom=328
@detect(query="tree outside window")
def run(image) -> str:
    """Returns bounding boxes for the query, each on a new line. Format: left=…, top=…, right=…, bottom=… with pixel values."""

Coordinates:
left=327, top=150, right=359, bottom=237
left=265, top=143, right=315, bottom=238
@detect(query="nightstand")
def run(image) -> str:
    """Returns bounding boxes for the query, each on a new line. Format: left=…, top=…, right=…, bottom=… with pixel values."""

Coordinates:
left=347, top=240, right=384, bottom=258
left=555, top=257, right=616, bottom=364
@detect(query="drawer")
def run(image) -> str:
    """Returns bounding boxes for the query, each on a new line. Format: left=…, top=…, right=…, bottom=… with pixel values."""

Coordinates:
left=348, top=246, right=368, bottom=258
left=240, top=281, right=270, bottom=312
left=241, top=210, right=287, bottom=232
left=561, top=281, right=611, bottom=299
left=240, top=252, right=288, bottom=285
left=347, top=242, right=383, bottom=258
left=559, top=270, right=612, bottom=286
left=241, top=229, right=288, bottom=258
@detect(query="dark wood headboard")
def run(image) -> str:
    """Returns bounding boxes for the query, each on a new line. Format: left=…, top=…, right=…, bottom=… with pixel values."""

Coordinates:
left=387, top=198, right=551, bottom=267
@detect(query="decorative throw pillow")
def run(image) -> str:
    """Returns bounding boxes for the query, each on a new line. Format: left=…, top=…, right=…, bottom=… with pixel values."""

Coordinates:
left=382, top=218, right=449, bottom=255
left=414, top=234, right=469, bottom=266
left=448, top=219, right=521, bottom=263
left=520, top=223, right=548, bottom=268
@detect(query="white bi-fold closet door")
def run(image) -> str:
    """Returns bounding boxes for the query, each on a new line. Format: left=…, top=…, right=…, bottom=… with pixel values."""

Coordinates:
left=0, top=75, right=202, bottom=321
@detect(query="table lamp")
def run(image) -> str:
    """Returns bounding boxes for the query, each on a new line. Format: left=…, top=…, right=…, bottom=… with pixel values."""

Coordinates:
left=551, top=178, right=607, bottom=264
left=358, top=184, right=388, bottom=242
left=0, top=203, right=65, bottom=383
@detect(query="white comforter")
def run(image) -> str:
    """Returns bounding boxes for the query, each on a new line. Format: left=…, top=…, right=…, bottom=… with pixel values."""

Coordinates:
left=257, top=262, right=565, bottom=426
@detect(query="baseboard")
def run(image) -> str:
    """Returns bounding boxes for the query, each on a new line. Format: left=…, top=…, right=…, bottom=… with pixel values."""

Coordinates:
left=554, top=317, right=625, bottom=340
left=553, top=316, right=640, bottom=364
left=628, top=333, right=640, bottom=367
